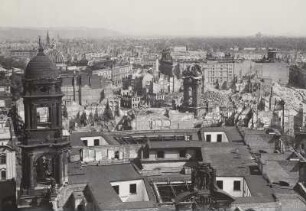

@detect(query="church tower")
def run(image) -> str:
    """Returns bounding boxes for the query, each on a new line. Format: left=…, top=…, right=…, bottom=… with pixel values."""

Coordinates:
left=182, top=64, right=203, bottom=117
left=46, top=31, right=51, bottom=48
left=19, top=38, right=69, bottom=207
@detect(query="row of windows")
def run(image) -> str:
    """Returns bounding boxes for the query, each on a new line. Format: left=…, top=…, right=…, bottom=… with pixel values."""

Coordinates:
left=216, top=180, right=241, bottom=191
left=113, top=183, right=137, bottom=195
left=83, top=149, right=121, bottom=160
left=83, top=139, right=100, bottom=146
left=205, top=134, right=222, bottom=142
left=156, top=150, right=187, bottom=159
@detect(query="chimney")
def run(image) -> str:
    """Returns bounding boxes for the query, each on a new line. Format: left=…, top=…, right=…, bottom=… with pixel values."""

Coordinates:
left=78, top=75, right=82, bottom=105
left=298, top=160, right=306, bottom=183
left=269, top=87, right=273, bottom=111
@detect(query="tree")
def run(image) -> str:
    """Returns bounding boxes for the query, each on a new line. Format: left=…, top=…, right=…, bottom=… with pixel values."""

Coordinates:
left=10, top=72, right=23, bottom=101
left=221, top=81, right=228, bottom=90
left=93, top=108, right=99, bottom=123
left=69, top=119, right=76, bottom=131
left=88, top=112, right=94, bottom=126
left=102, top=101, right=114, bottom=121
left=230, top=76, right=237, bottom=92
left=214, top=79, right=220, bottom=89
left=75, top=112, right=81, bottom=126
left=257, top=98, right=265, bottom=111
left=0, top=71, right=5, bottom=80
left=80, top=112, right=87, bottom=126
left=8, top=105, right=24, bottom=138
left=99, top=90, right=105, bottom=103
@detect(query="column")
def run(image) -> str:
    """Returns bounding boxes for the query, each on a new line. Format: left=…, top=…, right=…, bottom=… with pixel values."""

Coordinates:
left=57, top=152, right=63, bottom=185
left=58, top=102, right=62, bottom=127
left=183, top=82, right=189, bottom=106
left=29, top=153, right=35, bottom=189
left=31, top=104, right=37, bottom=128
left=64, top=151, right=68, bottom=183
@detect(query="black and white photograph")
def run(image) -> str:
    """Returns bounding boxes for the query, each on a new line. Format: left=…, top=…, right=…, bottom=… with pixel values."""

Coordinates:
left=0, top=0, right=306, bottom=210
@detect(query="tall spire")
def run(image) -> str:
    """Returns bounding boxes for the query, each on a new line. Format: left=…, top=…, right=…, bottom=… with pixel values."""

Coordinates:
left=38, top=36, right=44, bottom=53
left=46, top=31, right=50, bottom=46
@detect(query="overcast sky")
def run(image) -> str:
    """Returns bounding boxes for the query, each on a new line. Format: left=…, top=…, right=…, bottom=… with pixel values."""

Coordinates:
left=0, top=0, right=305, bottom=37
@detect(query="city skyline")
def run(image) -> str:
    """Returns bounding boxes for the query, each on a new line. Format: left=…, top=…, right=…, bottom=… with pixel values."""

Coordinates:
left=1, top=0, right=306, bottom=37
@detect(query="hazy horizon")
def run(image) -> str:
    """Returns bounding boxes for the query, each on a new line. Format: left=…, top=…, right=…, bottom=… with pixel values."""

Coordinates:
left=1, top=0, right=306, bottom=37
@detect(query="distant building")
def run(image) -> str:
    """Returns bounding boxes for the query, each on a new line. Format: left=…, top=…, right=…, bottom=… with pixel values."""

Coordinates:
left=158, top=49, right=181, bottom=93
left=9, top=49, right=36, bottom=60
left=0, top=115, right=16, bottom=181
left=172, top=46, right=187, bottom=52
left=131, top=108, right=194, bottom=130
left=61, top=72, right=107, bottom=106
left=121, top=96, right=141, bottom=109
left=92, top=68, right=112, bottom=80
left=203, top=60, right=235, bottom=87
left=111, top=64, right=133, bottom=86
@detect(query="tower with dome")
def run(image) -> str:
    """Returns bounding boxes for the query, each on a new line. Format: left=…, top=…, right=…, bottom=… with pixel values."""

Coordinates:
left=19, top=38, right=70, bottom=209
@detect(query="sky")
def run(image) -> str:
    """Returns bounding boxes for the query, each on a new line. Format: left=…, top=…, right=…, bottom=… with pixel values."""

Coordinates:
left=0, top=0, right=306, bottom=37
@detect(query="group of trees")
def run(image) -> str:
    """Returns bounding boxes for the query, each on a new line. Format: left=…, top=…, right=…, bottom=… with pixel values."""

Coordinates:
left=0, top=56, right=27, bottom=70
left=69, top=103, right=116, bottom=132
left=7, top=105, right=24, bottom=139
left=10, top=72, right=23, bottom=101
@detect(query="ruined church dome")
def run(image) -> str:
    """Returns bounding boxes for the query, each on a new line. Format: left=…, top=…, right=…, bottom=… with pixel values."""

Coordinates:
left=24, top=44, right=59, bottom=80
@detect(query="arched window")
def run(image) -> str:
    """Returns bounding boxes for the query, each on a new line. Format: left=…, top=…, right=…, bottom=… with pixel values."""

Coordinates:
left=0, top=154, right=6, bottom=164
left=0, top=170, right=6, bottom=180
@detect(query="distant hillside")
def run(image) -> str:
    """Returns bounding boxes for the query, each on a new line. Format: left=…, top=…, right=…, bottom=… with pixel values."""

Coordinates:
left=0, top=27, right=124, bottom=41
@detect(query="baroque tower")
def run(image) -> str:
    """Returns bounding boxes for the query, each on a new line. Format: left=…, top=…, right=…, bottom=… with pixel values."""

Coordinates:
left=182, top=64, right=203, bottom=117
left=20, top=39, right=69, bottom=207
left=46, top=31, right=51, bottom=48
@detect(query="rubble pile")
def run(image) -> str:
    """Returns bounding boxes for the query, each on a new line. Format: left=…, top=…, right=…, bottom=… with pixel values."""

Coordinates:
left=201, top=89, right=231, bottom=107
left=273, top=83, right=306, bottom=111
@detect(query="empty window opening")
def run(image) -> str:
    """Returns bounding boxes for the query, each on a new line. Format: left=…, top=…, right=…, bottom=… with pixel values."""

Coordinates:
left=94, top=139, right=99, bottom=146
left=157, top=151, right=164, bottom=159
left=234, top=181, right=241, bottom=191
left=206, top=134, right=211, bottom=142
left=217, top=180, right=223, bottom=189
left=217, top=134, right=222, bottom=142
left=113, top=185, right=119, bottom=194
left=130, top=184, right=137, bottom=194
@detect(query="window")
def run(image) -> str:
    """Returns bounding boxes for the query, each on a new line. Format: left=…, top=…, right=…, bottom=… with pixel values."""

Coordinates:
left=130, top=184, right=137, bottom=194
left=0, top=155, right=6, bottom=164
left=234, top=181, right=241, bottom=191
left=179, top=150, right=187, bottom=158
left=112, top=185, right=119, bottom=194
left=217, top=180, right=223, bottom=189
left=1, top=171, right=6, bottom=180
left=83, top=140, right=88, bottom=146
left=94, top=139, right=99, bottom=146
left=206, top=134, right=211, bottom=142
left=185, top=135, right=192, bottom=141
left=36, top=107, right=50, bottom=124
left=217, top=134, right=222, bottom=142
left=157, top=151, right=164, bottom=159
left=114, top=151, right=120, bottom=159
